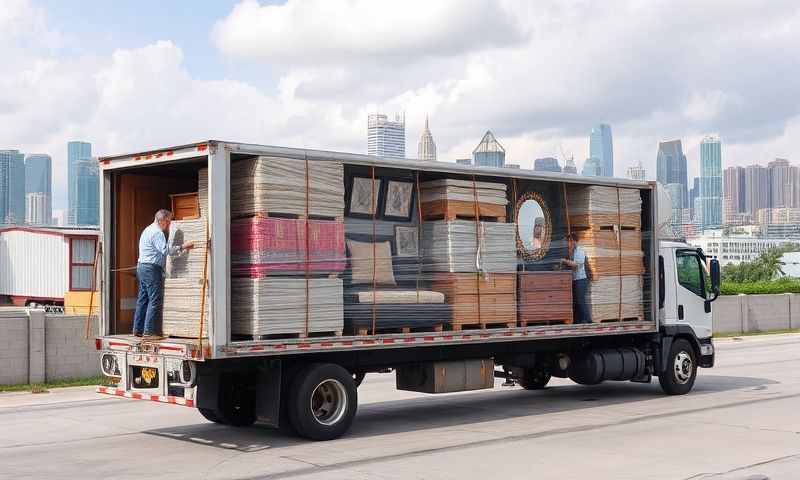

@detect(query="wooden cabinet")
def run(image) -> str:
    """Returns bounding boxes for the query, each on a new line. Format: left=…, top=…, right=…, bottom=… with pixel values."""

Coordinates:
left=518, top=271, right=573, bottom=325
left=170, top=192, right=200, bottom=220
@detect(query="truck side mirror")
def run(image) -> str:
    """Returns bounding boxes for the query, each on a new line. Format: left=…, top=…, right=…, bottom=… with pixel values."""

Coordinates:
left=709, top=258, right=721, bottom=298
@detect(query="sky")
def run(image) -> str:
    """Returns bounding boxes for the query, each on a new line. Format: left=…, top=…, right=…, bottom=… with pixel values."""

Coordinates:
left=4, top=0, right=800, bottom=210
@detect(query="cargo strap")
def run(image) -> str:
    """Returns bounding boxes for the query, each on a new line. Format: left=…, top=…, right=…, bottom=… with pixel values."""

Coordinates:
left=304, top=155, right=311, bottom=337
left=415, top=171, right=423, bottom=304
left=471, top=175, right=483, bottom=326
left=84, top=241, right=102, bottom=340
left=197, top=220, right=210, bottom=352
left=371, top=165, right=378, bottom=335
left=616, top=187, right=622, bottom=320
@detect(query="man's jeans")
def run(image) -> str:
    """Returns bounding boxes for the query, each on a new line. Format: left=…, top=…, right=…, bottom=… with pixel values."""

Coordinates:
left=573, top=278, right=592, bottom=324
left=133, top=263, right=164, bottom=334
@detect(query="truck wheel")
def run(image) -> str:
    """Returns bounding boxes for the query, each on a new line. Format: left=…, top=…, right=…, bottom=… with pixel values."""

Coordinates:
left=198, top=407, right=223, bottom=424
left=658, top=339, right=697, bottom=395
left=287, top=363, right=358, bottom=441
left=519, top=368, right=551, bottom=390
left=217, top=375, right=257, bottom=427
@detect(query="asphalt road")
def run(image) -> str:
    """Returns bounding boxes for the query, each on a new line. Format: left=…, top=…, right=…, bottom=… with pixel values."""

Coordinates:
left=2, top=334, right=800, bottom=480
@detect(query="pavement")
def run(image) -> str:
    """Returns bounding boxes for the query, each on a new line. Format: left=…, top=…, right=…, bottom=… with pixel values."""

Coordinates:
left=2, top=334, right=800, bottom=480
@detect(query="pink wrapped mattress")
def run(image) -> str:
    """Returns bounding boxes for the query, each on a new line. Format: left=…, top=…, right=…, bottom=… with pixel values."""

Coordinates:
left=231, top=217, right=345, bottom=276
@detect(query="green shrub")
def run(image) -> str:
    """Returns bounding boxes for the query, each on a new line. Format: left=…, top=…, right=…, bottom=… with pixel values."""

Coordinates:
left=721, top=278, right=800, bottom=295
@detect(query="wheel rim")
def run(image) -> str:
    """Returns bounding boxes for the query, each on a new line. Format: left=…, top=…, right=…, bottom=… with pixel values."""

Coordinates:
left=673, top=351, right=693, bottom=384
left=310, top=379, right=348, bottom=426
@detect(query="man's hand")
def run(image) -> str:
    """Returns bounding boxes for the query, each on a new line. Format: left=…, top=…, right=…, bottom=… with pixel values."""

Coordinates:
left=182, top=241, right=195, bottom=250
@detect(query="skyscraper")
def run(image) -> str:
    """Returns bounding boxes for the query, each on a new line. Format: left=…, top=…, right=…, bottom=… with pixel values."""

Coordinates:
left=0, top=150, right=25, bottom=224
left=367, top=113, right=405, bottom=158
left=472, top=131, right=505, bottom=167
left=768, top=158, right=794, bottom=208
left=626, top=162, right=646, bottom=180
left=68, top=141, right=100, bottom=226
left=656, top=140, right=688, bottom=208
left=698, top=135, right=722, bottom=230
left=563, top=157, right=578, bottom=174
left=416, top=116, right=436, bottom=162
left=533, top=157, right=561, bottom=172
left=25, top=154, right=52, bottom=225
left=744, top=165, right=770, bottom=216
left=723, top=166, right=745, bottom=224
left=456, top=158, right=472, bottom=166
left=581, top=157, right=602, bottom=176
left=589, top=124, right=614, bottom=176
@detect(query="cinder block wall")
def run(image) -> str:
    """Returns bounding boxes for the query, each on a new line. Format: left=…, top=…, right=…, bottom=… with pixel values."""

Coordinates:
left=44, top=315, right=100, bottom=381
left=0, top=310, right=30, bottom=385
left=713, top=294, right=798, bottom=334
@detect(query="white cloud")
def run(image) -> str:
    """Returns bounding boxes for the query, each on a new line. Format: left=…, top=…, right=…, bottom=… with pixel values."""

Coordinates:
left=212, top=0, right=528, bottom=64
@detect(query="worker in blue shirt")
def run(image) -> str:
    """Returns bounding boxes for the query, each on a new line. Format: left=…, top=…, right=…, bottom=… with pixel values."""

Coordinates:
left=133, top=209, right=194, bottom=339
left=561, top=233, right=591, bottom=324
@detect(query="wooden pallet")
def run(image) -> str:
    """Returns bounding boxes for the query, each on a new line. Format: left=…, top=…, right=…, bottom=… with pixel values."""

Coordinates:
left=422, top=199, right=506, bottom=222
left=451, top=321, right=516, bottom=331
left=232, top=330, right=343, bottom=341
left=519, top=318, right=572, bottom=327
left=594, top=316, right=644, bottom=323
left=573, top=224, right=641, bottom=232
left=356, top=324, right=444, bottom=336
left=569, top=212, right=641, bottom=228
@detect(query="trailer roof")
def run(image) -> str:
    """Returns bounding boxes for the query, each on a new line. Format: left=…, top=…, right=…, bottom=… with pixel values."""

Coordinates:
left=99, top=140, right=654, bottom=190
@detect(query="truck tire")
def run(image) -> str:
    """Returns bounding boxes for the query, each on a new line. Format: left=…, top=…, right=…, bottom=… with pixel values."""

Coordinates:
left=519, top=368, right=551, bottom=390
left=287, top=363, right=358, bottom=441
left=658, top=338, right=697, bottom=395
left=198, top=407, right=223, bottom=424
left=217, top=375, right=257, bottom=427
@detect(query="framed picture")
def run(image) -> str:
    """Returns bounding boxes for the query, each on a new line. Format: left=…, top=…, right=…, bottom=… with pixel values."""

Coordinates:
left=347, top=176, right=382, bottom=218
left=395, top=225, right=419, bottom=257
left=383, top=180, right=414, bottom=221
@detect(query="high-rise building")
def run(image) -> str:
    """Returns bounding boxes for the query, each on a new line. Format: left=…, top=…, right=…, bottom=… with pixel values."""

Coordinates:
left=74, top=157, right=100, bottom=226
left=723, top=166, right=746, bottom=224
left=68, top=141, right=92, bottom=225
left=626, top=162, right=646, bottom=180
left=656, top=140, right=688, bottom=208
left=699, top=135, right=722, bottom=230
left=25, top=154, right=52, bottom=225
left=589, top=124, right=614, bottom=176
left=533, top=157, right=561, bottom=172
left=0, top=150, right=25, bottom=224
left=744, top=164, right=770, bottom=216
left=25, top=192, right=49, bottom=225
left=472, top=131, right=505, bottom=167
left=367, top=114, right=405, bottom=158
left=416, top=116, right=436, bottom=162
left=456, top=158, right=472, bottom=166
left=768, top=158, right=794, bottom=208
left=563, top=157, right=578, bottom=174
left=504, top=164, right=521, bottom=169
left=581, top=157, right=602, bottom=176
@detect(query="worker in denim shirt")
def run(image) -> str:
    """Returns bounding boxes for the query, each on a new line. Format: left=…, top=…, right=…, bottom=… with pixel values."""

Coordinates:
left=561, top=233, right=591, bottom=324
left=133, top=209, right=194, bottom=339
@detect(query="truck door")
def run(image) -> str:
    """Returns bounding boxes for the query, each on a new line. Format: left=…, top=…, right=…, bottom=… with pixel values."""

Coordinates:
left=674, top=249, right=712, bottom=339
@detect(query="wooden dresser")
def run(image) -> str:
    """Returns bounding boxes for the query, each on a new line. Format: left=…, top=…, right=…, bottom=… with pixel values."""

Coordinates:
left=518, top=271, right=573, bottom=325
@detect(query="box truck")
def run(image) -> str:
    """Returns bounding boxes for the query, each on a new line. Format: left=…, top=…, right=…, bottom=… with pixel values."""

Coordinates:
left=95, top=140, right=718, bottom=440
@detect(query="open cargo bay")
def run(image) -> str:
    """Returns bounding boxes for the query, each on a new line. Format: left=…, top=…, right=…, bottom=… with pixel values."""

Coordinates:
left=97, top=141, right=657, bottom=360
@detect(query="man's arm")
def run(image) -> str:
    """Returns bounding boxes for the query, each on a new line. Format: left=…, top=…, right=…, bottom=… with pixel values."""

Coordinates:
left=151, top=230, right=191, bottom=257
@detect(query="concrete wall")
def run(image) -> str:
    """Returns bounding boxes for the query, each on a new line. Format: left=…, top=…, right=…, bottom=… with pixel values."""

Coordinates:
left=0, top=308, right=99, bottom=385
left=713, top=294, right=798, bottom=334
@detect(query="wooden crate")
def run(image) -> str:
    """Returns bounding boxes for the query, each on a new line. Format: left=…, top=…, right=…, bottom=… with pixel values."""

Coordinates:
left=569, top=212, right=641, bottom=228
left=422, top=199, right=507, bottom=222
left=170, top=192, right=200, bottom=220
left=518, top=271, right=573, bottom=325
left=586, top=255, right=645, bottom=280
left=431, top=273, right=516, bottom=329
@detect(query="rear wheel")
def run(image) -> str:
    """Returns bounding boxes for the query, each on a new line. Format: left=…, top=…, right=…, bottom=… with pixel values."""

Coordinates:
left=519, top=368, right=551, bottom=390
left=198, top=407, right=223, bottom=424
left=217, top=374, right=257, bottom=427
left=658, top=338, right=697, bottom=395
left=287, top=363, right=358, bottom=440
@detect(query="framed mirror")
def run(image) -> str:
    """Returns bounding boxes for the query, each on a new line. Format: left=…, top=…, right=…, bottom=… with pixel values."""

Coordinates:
left=515, top=191, right=552, bottom=261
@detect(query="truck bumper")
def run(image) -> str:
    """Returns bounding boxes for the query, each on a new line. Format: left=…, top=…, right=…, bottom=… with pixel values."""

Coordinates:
left=698, top=337, right=714, bottom=368
left=98, top=349, right=197, bottom=406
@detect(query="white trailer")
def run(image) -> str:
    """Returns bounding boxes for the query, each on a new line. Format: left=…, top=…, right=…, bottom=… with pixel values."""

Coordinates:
left=95, top=141, right=719, bottom=440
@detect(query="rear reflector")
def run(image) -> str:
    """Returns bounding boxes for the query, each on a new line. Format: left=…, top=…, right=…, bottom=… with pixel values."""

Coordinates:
left=95, top=338, right=102, bottom=350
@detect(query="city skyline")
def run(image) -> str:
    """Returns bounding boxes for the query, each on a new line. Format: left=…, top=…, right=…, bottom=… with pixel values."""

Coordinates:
left=589, top=124, right=614, bottom=177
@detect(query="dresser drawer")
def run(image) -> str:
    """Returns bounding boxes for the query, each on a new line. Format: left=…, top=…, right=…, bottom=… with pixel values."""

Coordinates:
left=519, top=271, right=572, bottom=292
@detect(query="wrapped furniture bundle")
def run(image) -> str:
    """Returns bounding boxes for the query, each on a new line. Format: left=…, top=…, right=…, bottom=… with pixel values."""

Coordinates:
left=568, top=185, right=642, bottom=227
left=586, top=275, right=644, bottom=322
left=162, top=219, right=209, bottom=337
left=421, top=220, right=517, bottom=273
left=420, top=179, right=508, bottom=222
left=231, top=217, right=345, bottom=276
left=231, top=156, right=344, bottom=218
left=231, top=277, right=344, bottom=337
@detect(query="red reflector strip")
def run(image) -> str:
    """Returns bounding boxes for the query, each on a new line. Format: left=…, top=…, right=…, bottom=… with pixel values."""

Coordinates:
left=97, top=386, right=194, bottom=407
left=197, top=144, right=208, bottom=152
left=158, top=345, right=183, bottom=352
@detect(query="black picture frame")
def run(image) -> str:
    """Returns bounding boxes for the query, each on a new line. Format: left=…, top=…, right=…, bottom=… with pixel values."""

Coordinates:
left=346, top=176, right=383, bottom=219
left=381, top=180, right=415, bottom=221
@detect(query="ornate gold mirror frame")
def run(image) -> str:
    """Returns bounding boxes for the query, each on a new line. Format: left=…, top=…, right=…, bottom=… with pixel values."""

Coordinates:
left=515, top=191, right=552, bottom=261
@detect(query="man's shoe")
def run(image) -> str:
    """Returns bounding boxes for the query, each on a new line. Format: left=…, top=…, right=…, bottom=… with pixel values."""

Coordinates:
left=142, top=334, right=164, bottom=341
left=133, top=331, right=143, bottom=337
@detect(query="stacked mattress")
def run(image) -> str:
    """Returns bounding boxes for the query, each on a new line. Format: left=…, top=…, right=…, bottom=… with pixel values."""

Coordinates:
left=198, top=168, right=208, bottom=218
left=569, top=186, right=645, bottom=322
left=232, top=277, right=343, bottom=336
left=231, top=156, right=344, bottom=218
left=162, top=219, right=209, bottom=337
left=419, top=179, right=508, bottom=206
left=421, top=220, right=517, bottom=273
